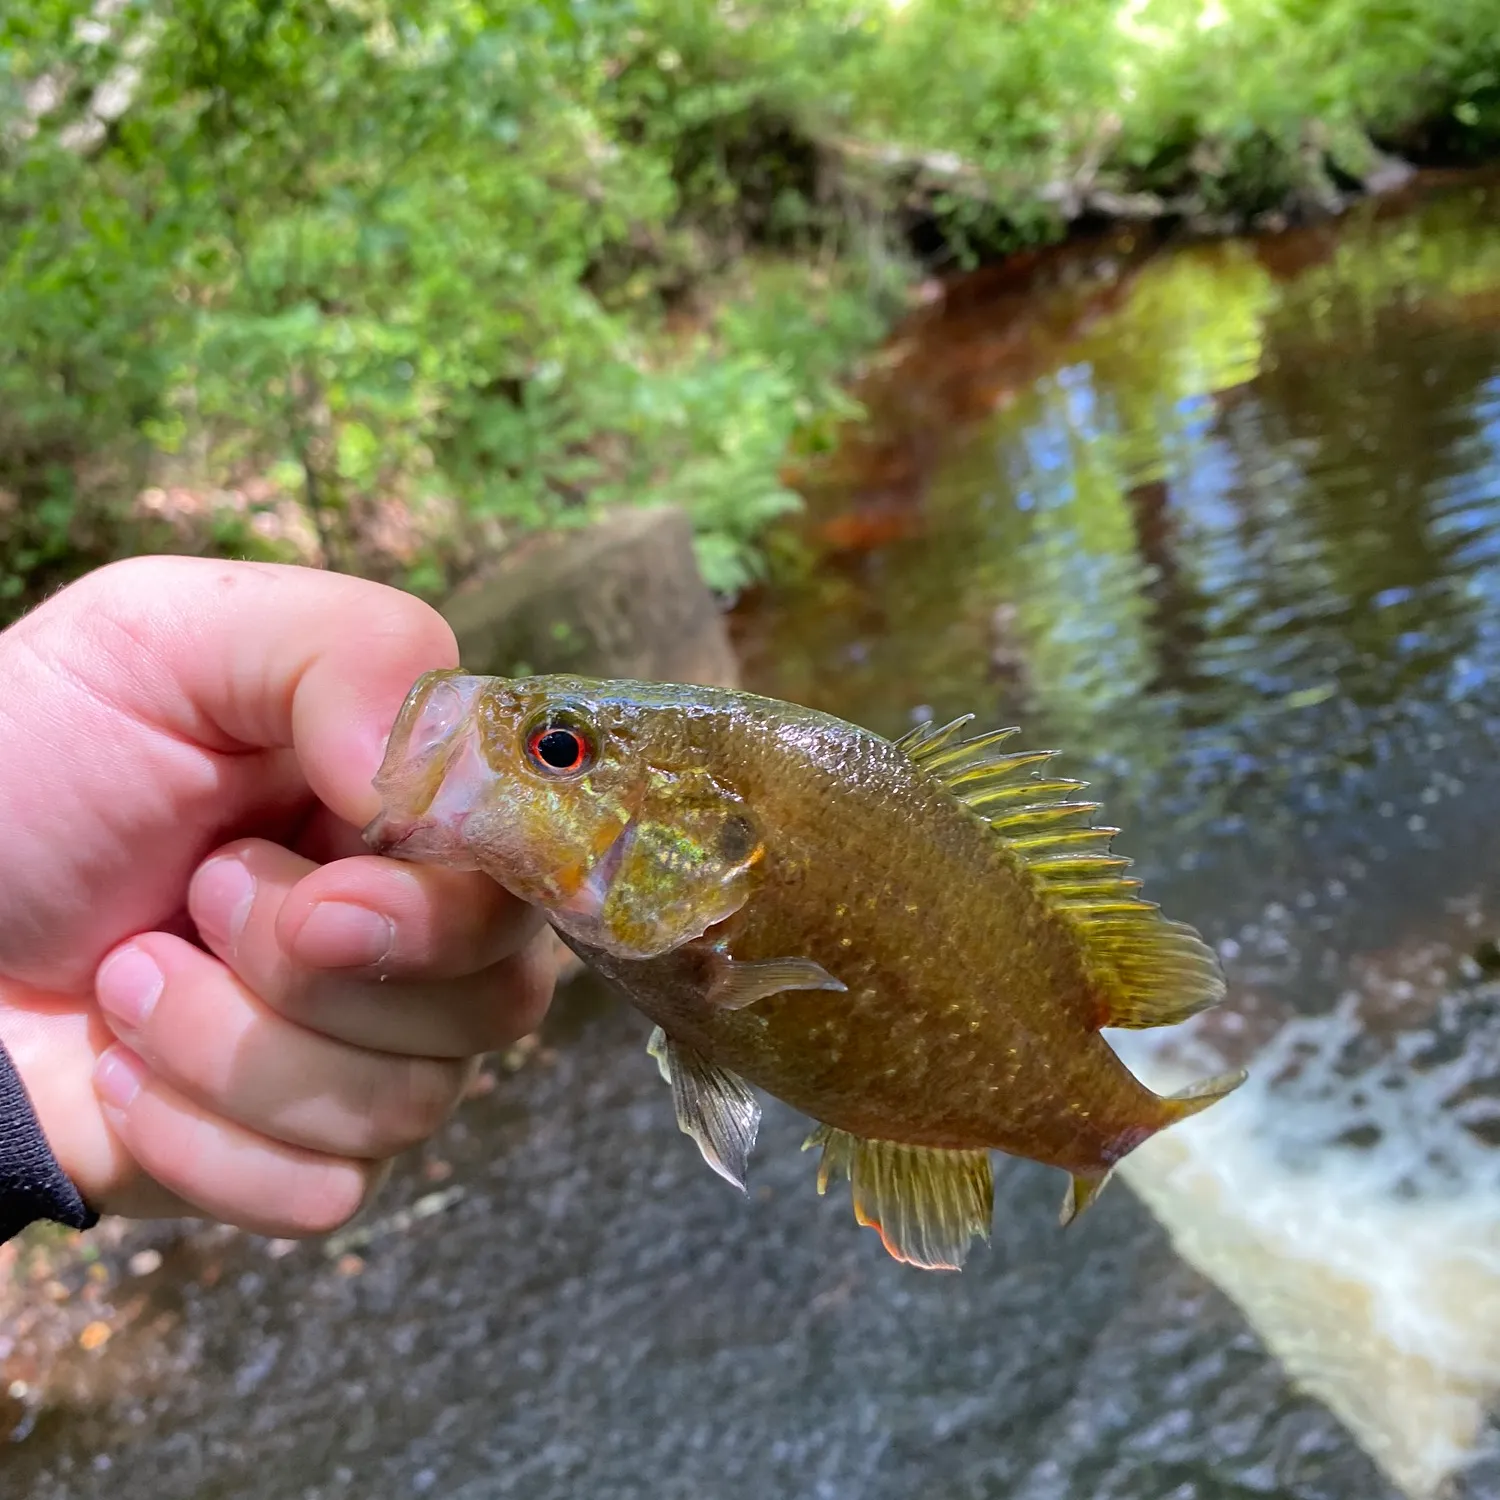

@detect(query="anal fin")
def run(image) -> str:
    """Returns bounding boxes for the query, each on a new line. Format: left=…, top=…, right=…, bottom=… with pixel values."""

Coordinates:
left=648, top=1027, right=761, bottom=1190
left=802, top=1125, right=993, bottom=1271
left=707, top=955, right=846, bottom=1011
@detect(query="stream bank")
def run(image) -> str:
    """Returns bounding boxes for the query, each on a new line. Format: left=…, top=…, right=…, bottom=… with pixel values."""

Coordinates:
left=9, top=3, right=1500, bottom=622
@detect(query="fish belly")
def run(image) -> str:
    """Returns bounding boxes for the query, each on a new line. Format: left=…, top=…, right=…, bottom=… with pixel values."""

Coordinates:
left=585, top=926, right=1166, bottom=1179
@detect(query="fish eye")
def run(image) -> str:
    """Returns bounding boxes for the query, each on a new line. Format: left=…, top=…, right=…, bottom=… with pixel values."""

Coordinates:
left=524, top=718, right=595, bottom=777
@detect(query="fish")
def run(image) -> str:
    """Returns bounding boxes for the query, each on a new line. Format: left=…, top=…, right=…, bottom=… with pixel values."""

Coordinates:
left=364, top=669, right=1245, bottom=1270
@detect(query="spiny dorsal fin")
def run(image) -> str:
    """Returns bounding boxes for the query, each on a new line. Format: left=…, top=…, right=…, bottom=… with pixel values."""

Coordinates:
left=897, top=718, right=1226, bottom=1031
left=802, top=1124, right=993, bottom=1271
left=892, top=713, right=976, bottom=758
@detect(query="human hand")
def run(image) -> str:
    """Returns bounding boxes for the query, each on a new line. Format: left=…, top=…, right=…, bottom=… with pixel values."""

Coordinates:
left=0, top=557, right=552, bottom=1236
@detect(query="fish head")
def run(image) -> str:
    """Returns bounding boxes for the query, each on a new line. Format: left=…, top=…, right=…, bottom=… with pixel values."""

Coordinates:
left=363, top=670, right=646, bottom=908
left=364, top=671, right=765, bottom=958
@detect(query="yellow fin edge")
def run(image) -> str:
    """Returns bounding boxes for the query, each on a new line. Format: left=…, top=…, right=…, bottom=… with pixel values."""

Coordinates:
left=803, top=1125, right=993, bottom=1271
left=898, top=717, right=1228, bottom=1032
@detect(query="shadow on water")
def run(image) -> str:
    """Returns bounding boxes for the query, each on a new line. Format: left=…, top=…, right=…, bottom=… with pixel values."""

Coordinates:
left=9, top=176, right=1500, bottom=1500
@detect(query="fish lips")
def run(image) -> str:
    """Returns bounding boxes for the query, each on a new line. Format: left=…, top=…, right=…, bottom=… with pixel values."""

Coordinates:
left=361, top=811, right=477, bottom=866
left=362, top=810, right=416, bottom=856
left=365, top=689, right=503, bottom=869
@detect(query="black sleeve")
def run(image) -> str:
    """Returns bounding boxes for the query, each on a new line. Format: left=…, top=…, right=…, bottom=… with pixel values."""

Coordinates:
left=0, top=1040, right=98, bottom=1244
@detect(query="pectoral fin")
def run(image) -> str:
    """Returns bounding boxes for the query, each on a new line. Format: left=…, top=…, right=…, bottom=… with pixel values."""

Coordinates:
left=707, top=955, right=847, bottom=1011
left=803, top=1125, right=993, bottom=1271
left=648, top=1027, right=761, bottom=1190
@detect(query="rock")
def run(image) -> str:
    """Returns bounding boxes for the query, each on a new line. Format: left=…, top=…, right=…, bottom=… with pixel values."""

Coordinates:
left=1084, top=187, right=1166, bottom=220
left=1363, top=152, right=1418, bottom=197
left=441, top=505, right=740, bottom=691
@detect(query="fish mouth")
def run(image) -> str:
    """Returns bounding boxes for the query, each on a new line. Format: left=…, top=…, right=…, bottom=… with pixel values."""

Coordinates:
left=362, top=811, right=415, bottom=857
left=362, top=810, right=473, bottom=862
left=364, top=716, right=490, bottom=865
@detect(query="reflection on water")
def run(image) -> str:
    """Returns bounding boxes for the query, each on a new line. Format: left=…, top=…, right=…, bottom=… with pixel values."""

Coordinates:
left=734, top=174, right=1500, bottom=1497
left=738, top=177, right=1500, bottom=846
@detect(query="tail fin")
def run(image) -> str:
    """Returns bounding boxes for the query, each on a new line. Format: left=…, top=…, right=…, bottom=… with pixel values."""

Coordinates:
left=1059, top=1168, right=1113, bottom=1226
left=1059, top=1068, right=1246, bottom=1229
left=1162, top=1067, right=1248, bottom=1121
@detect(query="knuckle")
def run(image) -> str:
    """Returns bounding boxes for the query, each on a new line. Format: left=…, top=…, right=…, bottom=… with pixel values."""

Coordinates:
left=500, top=941, right=558, bottom=1042
left=370, top=1056, right=465, bottom=1153
left=126, top=1110, right=202, bottom=1197
left=264, top=966, right=324, bottom=1026
left=73, top=558, right=201, bottom=657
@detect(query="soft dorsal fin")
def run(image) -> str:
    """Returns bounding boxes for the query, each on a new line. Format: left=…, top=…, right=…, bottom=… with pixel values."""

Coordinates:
left=897, top=716, right=1226, bottom=1030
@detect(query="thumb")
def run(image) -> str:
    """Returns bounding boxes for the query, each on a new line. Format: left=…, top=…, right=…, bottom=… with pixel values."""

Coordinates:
left=25, top=556, right=460, bottom=826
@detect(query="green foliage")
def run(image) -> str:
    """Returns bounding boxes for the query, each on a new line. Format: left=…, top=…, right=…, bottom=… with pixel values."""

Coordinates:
left=1112, top=1, right=1500, bottom=201
left=848, top=0, right=1500, bottom=231
left=0, top=0, right=901, bottom=611
left=2, top=0, right=1500, bottom=618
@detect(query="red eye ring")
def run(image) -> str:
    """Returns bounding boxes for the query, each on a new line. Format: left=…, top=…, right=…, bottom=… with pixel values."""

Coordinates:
left=526, top=723, right=592, bottom=775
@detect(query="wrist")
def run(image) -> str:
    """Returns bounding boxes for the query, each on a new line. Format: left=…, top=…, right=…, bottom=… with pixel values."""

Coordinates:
left=0, top=983, right=129, bottom=1220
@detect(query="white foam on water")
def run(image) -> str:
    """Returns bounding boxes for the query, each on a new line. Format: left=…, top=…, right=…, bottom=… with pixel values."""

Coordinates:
left=1108, top=984, right=1500, bottom=1500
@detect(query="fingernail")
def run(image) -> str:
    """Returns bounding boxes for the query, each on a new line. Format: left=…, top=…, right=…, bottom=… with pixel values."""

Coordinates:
left=94, top=1046, right=145, bottom=1111
left=295, top=903, right=395, bottom=969
left=192, top=857, right=256, bottom=949
left=96, top=946, right=164, bottom=1031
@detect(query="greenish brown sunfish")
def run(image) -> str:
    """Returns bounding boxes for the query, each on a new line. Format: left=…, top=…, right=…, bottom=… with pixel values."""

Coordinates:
left=364, top=670, right=1244, bottom=1270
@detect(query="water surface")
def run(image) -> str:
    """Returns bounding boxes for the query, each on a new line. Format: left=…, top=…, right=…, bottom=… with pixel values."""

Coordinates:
left=733, top=172, right=1500, bottom=1495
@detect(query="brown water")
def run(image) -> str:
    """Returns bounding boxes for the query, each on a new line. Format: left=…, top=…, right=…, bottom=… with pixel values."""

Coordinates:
left=9, top=174, right=1500, bottom=1500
